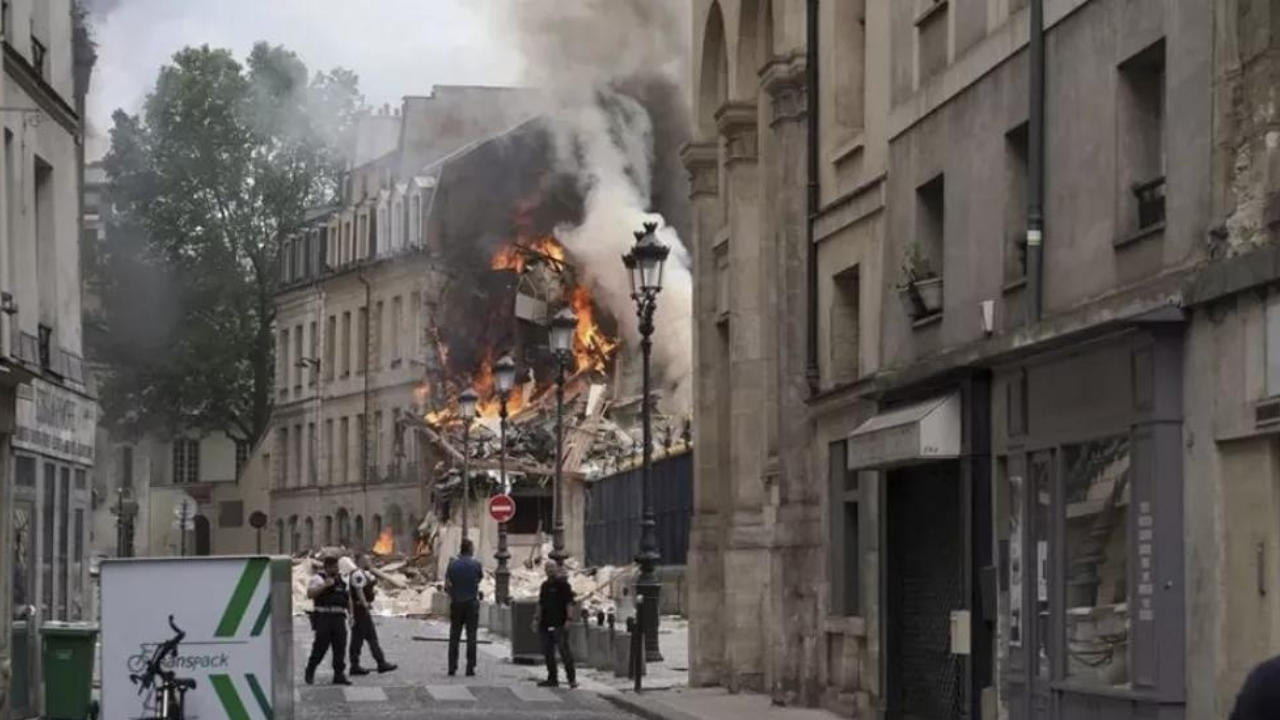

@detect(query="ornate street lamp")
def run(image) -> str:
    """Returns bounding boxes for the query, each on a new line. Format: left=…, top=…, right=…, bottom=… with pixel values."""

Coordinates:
left=458, top=387, right=479, bottom=542
left=548, top=306, right=579, bottom=566
left=621, top=221, right=669, bottom=662
left=493, top=353, right=517, bottom=604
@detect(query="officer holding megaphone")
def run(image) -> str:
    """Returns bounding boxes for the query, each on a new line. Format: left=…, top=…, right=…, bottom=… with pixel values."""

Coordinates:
left=348, top=553, right=396, bottom=676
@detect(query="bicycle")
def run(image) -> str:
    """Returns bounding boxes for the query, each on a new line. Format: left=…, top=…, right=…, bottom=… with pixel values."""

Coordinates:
left=129, top=615, right=197, bottom=720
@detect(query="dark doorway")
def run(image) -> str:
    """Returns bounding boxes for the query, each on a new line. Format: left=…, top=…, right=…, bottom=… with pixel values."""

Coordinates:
left=886, top=462, right=964, bottom=720
left=194, top=515, right=212, bottom=556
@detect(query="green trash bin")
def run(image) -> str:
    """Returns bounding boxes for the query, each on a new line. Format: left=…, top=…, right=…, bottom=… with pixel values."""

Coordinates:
left=40, top=622, right=99, bottom=720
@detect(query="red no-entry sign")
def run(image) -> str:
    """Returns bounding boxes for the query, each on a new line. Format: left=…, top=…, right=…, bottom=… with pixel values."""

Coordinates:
left=488, top=494, right=516, bottom=524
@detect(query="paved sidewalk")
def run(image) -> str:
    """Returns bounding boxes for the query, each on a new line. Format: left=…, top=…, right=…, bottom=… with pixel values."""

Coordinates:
left=576, top=616, right=691, bottom=692
left=602, top=687, right=850, bottom=720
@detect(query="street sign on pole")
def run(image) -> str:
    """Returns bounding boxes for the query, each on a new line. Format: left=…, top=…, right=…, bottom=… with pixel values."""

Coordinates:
left=488, top=494, right=516, bottom=524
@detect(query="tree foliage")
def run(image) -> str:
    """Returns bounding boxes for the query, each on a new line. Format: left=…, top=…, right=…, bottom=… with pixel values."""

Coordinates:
left=88, top=43, right=362, bottom=443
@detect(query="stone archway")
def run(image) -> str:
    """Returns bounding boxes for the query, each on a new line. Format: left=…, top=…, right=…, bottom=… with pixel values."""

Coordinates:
left=697, top=1, right=730, bottom=138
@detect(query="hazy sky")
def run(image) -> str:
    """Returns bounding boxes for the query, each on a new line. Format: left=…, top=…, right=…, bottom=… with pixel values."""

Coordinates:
left=85, top=0, right=524, bottom=157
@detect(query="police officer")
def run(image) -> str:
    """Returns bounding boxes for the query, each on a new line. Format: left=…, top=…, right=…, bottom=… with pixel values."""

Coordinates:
left=304, top=554, right=352, bottom=686
left=348, top=553, right=396, bottom=675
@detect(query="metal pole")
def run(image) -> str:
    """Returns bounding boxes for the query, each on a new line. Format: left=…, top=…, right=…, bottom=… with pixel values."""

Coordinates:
left=635, top=294, right=663, bottom=662
left=462, top=422, right=471, bottom=541
left=550, top=359, right=567, bottom=566
left=1027, top=0, right=1045, bottom=323
left=495, top=395, right=511, bottom=605
left=115, top=489, right=125, bottom=557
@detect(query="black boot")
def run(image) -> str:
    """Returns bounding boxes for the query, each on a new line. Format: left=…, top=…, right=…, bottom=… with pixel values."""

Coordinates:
left=304, top=666, right=316, bottom=685
left=376, top=663, right=397, bottom=674
left=332, top=675, right=352, bottom=686
left=350, top=666, right=370, bottom=676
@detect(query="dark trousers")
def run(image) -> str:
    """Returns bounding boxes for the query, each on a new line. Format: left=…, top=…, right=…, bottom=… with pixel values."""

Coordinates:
left=447, top=601, right=479, bottom=673
left=349, top=606, right=388, bottom=669
left=541, top=626, right=575, bottom=684
left=306, top=613, right=348, bottom=678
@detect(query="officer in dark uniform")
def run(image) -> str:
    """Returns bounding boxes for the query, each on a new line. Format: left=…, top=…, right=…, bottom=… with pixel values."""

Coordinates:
left=348, top=553, right=396, bottom=675
left=304, top=554, right=352, bottom=685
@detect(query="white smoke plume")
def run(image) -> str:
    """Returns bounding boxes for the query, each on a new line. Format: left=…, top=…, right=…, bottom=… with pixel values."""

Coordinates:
left=487, top=0, right=694, bottom=411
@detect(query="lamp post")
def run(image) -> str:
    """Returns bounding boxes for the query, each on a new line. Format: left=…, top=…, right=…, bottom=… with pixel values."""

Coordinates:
left=493, top=354, right=517, bottom=605
left=458, top=388, right=479, bottom=542
left=622, top=221, right=670, bottom=662
left=548, top=306, right=578, bottom=566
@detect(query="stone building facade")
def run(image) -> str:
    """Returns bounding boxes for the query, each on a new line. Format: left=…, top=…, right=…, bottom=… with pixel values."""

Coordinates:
left=0, top=2, right=96, bottom=717
left=689, top=1, right=1280, bottom=719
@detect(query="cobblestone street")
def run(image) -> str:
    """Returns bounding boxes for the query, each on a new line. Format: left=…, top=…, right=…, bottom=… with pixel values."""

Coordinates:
left=292, top=617, right=638, bottom=720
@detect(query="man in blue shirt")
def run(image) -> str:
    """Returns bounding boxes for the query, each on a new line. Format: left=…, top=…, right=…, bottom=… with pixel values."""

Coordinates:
left=445, top=538, right=484, bottom=676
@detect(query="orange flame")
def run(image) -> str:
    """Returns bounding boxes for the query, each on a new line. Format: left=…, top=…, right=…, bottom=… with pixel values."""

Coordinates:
left=372, top=527, right=394, bottom=555
left=490, top=236, right=567, bottom=274
left=570, top=285, right=620, bottom=374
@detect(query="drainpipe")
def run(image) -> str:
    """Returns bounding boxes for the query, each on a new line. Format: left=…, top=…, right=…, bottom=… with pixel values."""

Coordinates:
left=805, top=0, right=821, bottom=394
left=1027, top=0, right=1045, bottom=323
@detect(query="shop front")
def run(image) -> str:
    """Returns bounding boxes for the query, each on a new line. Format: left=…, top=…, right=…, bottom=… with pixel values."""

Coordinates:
left=9, top=379, right=96, bottom=718
left=993, top=327, right=1185, bottom=720
left=846, top=375, right=994, bottom=720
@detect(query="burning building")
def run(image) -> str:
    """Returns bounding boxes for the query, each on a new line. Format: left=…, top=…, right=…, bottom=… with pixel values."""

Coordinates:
left=251, top=84, right=685, bottom=574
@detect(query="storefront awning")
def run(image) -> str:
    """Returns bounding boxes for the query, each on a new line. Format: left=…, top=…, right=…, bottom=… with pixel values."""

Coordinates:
left=848, top=393, right=961, bottom=469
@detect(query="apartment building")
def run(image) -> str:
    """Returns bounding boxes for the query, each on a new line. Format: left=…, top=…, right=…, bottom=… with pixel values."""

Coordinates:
left=689, top=1, right=1280, bottom=720
left=0, top=2, right=96, bottom=718
left=256, top=87, right=537, bottom=560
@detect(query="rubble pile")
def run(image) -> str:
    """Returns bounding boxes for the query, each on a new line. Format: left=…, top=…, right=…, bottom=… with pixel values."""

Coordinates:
left=290, top=543, right=635, bottom=618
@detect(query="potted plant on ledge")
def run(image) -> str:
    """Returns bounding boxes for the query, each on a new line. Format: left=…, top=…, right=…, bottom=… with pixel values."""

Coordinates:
left=897, top=242, right=943, bottom=320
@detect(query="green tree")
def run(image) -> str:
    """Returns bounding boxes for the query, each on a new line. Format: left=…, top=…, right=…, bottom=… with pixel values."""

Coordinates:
left=89, top=43, right=362, bottom=444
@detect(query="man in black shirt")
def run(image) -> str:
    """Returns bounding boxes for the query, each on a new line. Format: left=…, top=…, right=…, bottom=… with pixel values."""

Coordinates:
left=445, top=538, right=484, bottom=677
left=305, top=554, right=352, bottom=686
left=534, top=562, right=577, bottom=688
left=348, top=553, right=397, bottom=676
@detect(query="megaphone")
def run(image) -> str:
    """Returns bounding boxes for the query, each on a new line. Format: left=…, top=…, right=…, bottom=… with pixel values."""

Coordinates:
left=349, top=570, right=369, bottom=590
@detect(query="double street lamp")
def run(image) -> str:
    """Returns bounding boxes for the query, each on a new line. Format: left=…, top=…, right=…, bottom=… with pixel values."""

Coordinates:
left=493, top=353, right=517, bottom=605
left=548, top=306, right=578, bottom=567
left=622, top=221, right=670, bottom=663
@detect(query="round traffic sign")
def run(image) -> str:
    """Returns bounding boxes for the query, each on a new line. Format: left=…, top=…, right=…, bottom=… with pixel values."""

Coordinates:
left=488, top=494, right=516, bottom=524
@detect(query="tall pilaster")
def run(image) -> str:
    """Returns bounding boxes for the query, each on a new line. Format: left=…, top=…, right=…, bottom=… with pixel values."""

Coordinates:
left=715, top=101, right=769, bottom=693
left=682, top=140, right=727, bottom=687
left=762, top=53, right=825, bottom=706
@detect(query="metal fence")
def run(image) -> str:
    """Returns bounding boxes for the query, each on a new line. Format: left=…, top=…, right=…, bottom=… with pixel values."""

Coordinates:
left=583, top=451, right=692, bottom=568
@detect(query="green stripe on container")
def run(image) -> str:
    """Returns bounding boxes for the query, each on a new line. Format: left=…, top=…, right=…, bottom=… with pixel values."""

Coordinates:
left=216, top=558, right=269, bottom=638
left=246, top=673, right=273, bottom=720
left=250, top=596, right=272, bottom=637
left=210, top=674, right=251, bottom=720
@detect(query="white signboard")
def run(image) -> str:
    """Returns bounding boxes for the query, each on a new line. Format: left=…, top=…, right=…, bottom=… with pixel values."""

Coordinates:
left=102, top=557, right=292, bottom=720
left=14, top=378, right=96, bottom=464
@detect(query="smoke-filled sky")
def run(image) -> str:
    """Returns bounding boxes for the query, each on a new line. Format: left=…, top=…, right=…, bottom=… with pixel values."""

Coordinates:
left=85, top=0, right=523, bottom=158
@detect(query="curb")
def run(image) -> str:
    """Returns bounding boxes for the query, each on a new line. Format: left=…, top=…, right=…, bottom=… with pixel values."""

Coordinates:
left=602, top=691, right=705, bottom=720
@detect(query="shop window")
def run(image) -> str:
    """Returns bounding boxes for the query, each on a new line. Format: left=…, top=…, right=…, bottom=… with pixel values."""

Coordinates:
left=1118, top=40, right=1166, bottom=236
left=828, top=440, right=862, bottom=616
left=829, top=265, right=861, bottom=385
left=220, top=501, right=244, bottom=528
left=1063, top=435, right=1131, bottom=688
